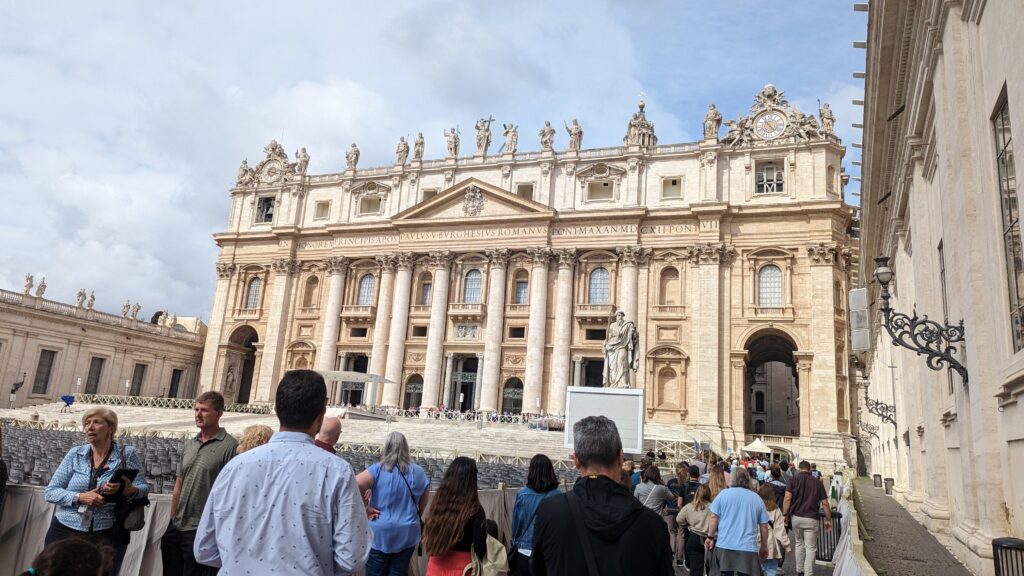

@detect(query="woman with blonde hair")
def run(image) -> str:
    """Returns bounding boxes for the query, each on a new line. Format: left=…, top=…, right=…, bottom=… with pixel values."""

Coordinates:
left=757, top=484, right=791, bottom=576
left=676, top=484, right=712, bottom=576
left=44, top=407, right=149, bottom=575
left=236, top=424, right=274, bottom=453
left=706, top=461, right=727, bottom=502
left=422, top=457, right=488, bottom=575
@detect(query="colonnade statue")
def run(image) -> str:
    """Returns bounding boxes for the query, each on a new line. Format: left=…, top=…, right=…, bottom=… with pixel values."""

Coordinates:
left=603, top=310, right=639, bottom=388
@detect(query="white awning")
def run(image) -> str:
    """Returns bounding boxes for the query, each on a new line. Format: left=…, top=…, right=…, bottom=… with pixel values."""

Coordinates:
left=742, top=438, right=772, bottom=453
left=318, top=371, right=394, bottom=384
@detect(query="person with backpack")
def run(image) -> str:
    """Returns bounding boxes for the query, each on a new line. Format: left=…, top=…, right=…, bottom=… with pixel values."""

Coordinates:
left=766, top=465, right=788, bottom=511
left=422, top=457, right=491, bottom=575
left=356, top=431, right=430, bottom=576
left=509, top=454, right=561, bottom=575
left=532, top=416, right=673, bottom=575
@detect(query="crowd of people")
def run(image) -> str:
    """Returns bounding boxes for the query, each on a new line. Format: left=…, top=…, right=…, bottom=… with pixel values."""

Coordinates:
left=14, top=369, right=836, bottom=576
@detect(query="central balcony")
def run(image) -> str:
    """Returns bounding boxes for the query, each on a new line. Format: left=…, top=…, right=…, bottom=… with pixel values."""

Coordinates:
left=574, top=304, right=614, bottom=325
left=448, top=303, right=485, bottom=322
left=340, top=305, right=376, bottom=323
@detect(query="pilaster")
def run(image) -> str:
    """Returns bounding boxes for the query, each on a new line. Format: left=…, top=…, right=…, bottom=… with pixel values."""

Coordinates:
left=421, top=251, right=453, bottom=412
left=480, top=249, right=510, bottom=412
left=368, top=255, right=397, bottom=406
left=549, top=249, right=577, bottom=414
left=382, top=253, right=415, bottom=406
left=316, top=256, right=350, bottom=377
left=253, top=257, right=301, bottom=403
left=523, top=247, right=552, bottom=414
left=198, top=262, right=235, bottom=393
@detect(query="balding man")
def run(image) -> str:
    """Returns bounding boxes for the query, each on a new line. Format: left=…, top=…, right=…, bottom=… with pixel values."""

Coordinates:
left=314, top=414, right=342, bottom=454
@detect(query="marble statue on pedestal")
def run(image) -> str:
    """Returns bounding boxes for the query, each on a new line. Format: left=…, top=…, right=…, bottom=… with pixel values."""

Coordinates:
left=444, top=127, right=460, bottom=157
left=501, top=123, right=518, bottom=154
left=86, top=291, right=95, bottom=310
left=565, top=119, right=583, bottom=151
left=603, top=310, right=639, bottom=388
left=130, top=302, right=141, bottom=320
left=35, top=278, right=47, bottom=298
left=121, top=300, right=131, bottom=317
left=23, top=274, right=33, bottom=295
left=346, top=143, right=360, bottom=170
left=395, top=137, right=409, bottom=165
left=819, top=102, right=835, bottom=134
left=76, top=289, right=87, bottom=307
left=539, top=121, right=556, bottom=151
left=294, top=148, right=310, bottom=174
left=704, top=104, right=722, bottom=139
left=413, top=132, right=425, bottom=161
left=475, top=117, right=493, bottom=156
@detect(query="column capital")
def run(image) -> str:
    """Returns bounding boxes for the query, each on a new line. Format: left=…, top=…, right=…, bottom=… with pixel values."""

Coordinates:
left=794, top=351, right=814, bottom=371
left=616, top=245, right=652, bottom=266
left=686, top=243, right=735, bottom=266
left=395, top=252, right=416, bottom=271
left=553, top=248, right=578, bottom=269
left=444, top=351, right=454, bottom=359
left=375, top=254, right=397, bottom=273
left=486, top=248, right=511, bottom=269
left=527, top=247, right=552, bottom=267
left=271, top=258, right=302, bottom=276
left=806, top=242, right=840, bottom=266
left=215, top=262, right=236, bottom=279
left=427, top=250, right=454, bottom=269
left=475, top=352, right=485, bottom=359
left=572, top=355, right=584, bottom=363
left=323, top=256, right=350, bottom=275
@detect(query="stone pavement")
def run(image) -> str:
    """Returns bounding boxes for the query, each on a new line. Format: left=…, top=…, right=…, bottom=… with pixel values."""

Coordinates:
left=854, top=477, right=973, bottom=576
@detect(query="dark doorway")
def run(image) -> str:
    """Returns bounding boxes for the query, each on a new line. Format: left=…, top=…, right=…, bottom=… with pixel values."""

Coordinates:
left=229, top=325, right=259, bottom=404
left=584, top=359, right=605, bottom=387
left=745, top=331, right=799, bottom=437
left=501, top=378, right=523, bottom=414
left=342, top=354, right=368, bottom=406
left=455, top=356, right=479, bottom=411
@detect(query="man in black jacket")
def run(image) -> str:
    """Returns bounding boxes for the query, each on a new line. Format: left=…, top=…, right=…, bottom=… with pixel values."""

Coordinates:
left=532, top=416, right=673, bottom=575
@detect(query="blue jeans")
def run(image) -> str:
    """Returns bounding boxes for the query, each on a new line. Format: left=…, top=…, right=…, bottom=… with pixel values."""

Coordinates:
left=761, top=558, right=780, bottom=576
left=365, top=546, right=416, bottom=576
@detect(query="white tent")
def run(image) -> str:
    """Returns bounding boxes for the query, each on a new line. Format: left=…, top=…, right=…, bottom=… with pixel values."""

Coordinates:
left=742, top=438, right=772, bottom=454
left=318, top=371, right=393, bottom=384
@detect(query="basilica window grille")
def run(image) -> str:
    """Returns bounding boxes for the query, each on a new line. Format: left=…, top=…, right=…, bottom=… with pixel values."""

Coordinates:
left=85, top=357, right=105, bottom=394
left=255, top=197, right=275, bottom=223
left=757, top=265, right=783, bottom=308
left=514, top=271, right=529, bottom=305
left=168, top=369, right=183, bottom=399
left=357, top=274, right=376, bottom=306
left=463, top=269, right=483, bottom=304
left=130, top=363, right=147, bottom=397
left=501, top=378, right=524, bottom=414
left=994, top=98, right=1024, bottom=351
left=244, top=278, right=262, bottom=309
left=32, top=349, right=57, bottom=395
left=755, top=162, right=785, bottom=194
left=420, top=282, right=433, bottom=306
left=589, top=267, right=610, bottom=304
left=403, top=375, right=423, bottom=410
left=754, top=391, right=765, bottom=413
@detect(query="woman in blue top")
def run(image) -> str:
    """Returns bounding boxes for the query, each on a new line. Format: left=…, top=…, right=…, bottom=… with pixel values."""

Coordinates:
left=43, top=407, right=149, bottom=576
left=357, top=431, right=431, bottom=576
left=509, top=454, right=561, bottom=576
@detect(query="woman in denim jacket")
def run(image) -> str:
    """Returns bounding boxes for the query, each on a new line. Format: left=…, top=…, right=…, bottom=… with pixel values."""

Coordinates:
left=509, top=454, right=561, bottom=576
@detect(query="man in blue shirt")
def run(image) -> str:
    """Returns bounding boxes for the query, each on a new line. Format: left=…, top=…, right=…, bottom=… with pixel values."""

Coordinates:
left=704, top=467, right=769, bottom=575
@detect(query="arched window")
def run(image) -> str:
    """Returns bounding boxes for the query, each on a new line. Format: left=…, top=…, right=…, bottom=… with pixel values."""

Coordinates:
left=755, top=391, right=765, bottom=413
left=463, top=269, right=482, bottom=304
left=245, top=277, right=262, bottom=309
left=302, top=277, right=319, bottom=308
left=758, top=265, right=783, bottom=308
left=419, top=272, right=433, bottom=306
left=588, top=267, right=610, bottom=304
left=659, top=267, right=680, bottom=306
left=513, top=270, right=529, bottom=304
left=357, top=274, right=376, bottom=306
left=501, top=378, right=523, bottom=414
left=403, top=375, right=423, bottom=410
left=754, top=420, right=766, bottom=434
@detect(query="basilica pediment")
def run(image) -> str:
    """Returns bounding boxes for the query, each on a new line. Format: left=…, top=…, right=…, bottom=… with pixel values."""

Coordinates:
left=392, top=178, right=554, bottom=222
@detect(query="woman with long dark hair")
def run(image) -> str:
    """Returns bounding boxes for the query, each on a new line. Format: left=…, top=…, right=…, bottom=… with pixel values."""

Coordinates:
left=422, top=457, right=488, bottom=575
left=509, top=454, right=561, bottom=575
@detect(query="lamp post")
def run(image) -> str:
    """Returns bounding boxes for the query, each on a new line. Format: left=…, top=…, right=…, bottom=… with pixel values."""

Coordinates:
left=873, top=256, right=969, bottom=385
left=863, top=379, right=897, bottom=428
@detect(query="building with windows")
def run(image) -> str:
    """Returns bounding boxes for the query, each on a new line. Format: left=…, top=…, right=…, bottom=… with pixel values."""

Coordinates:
left=0, top=285, right=205, bottom=408
left=858, top=1, right=1024, bottom=573
left=200, top=85, right=857, bottom=461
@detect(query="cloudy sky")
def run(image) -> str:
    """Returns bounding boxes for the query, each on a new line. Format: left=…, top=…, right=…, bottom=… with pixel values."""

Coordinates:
left=0, top=1, right=866, bottom=321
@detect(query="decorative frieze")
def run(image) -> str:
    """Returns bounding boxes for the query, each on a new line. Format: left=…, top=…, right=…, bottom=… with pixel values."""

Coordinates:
left=323, top=256, right=350, bottom=275
left=807, top=242, right=839, bottom=265
left=699, top=151, right=717, bottom=168
left=462, top=186, right=485, bottom=217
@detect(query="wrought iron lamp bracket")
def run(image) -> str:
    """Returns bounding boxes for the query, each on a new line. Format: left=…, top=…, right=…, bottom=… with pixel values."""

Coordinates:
left=865, top=394, right=897, bottom=428
left=859, top=421, right=879, bottom=440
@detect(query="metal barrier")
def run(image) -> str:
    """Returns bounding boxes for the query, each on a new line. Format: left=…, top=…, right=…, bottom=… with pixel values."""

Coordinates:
left=994, top=537, right=1024, bottom=576
left=74, top=394, right=273, bottom=415
left=816, top=510, right=843, bottom=562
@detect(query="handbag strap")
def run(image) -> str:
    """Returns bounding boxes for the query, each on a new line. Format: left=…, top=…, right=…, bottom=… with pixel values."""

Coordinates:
left=566, top=492, right=600, bottom=576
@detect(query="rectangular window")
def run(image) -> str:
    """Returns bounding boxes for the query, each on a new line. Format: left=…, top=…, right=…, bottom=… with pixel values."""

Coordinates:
left=508, top=326, right=526, bottom=339
left=255, top=197, right=275, bottom=223
left=662, top=177, right=682, bottom=199
left=420, top=283, right=433, bottom=306
left=585, top=329, right=607, bottom=341
left=422, top=189, right=438, bottom=201
left=516, top=183, right=535, bottom=201
left=314, top=201, right=331, bottom=220
left=755, top=162, right=785, bottom=194
left=350, top=327, right=368, bottom=338
left=32, top=349, right=57, bottom=394
left=587, top=181, right=614, bottom=201
left=359, top=196, right=382, bottom=215
left=85, top=357, right=105, bottom=394
left=130, top=363, right=147, bottom=396
left=412, top=326, right=428, bottom=338
left=995, top=98, right=1023, bottom=351
left=515, top=281, right=529, bottom=304
left=168, top=369, right=183, bottom=398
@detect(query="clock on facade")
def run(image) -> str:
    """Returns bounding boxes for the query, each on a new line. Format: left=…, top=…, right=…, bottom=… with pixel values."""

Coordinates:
left=754, top=111, right=787, bottom=140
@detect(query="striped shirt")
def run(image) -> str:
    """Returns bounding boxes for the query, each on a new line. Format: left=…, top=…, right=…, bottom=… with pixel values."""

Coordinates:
left=44, top=443, right=149, bottom=532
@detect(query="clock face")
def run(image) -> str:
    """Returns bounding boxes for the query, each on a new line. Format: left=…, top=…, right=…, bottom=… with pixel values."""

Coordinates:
left=754, top=111, right=787, bottom=140
left=261, top=163, right=279, bottom=182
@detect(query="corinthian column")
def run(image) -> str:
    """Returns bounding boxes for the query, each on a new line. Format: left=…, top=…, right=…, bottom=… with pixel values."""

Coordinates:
left=383, top=253, right=415, bottom=406
left=615, top=245, right=651, bottom=322
left=549, top=249, right=577, bottom=414
left=479, top=249, right=510, bottom=412
left=421, top=251, right=453, bottom=412
left=523, top=247, right=552, bottom=414
left=198, top=262, right=235, bottom=393
left=316, top=257, right=350, bottom=377
left=367, top=256, right=397, bottom=407
left=254, top=258, right=301, bottom=403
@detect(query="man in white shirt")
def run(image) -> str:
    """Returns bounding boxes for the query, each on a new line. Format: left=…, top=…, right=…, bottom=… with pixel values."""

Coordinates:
left=194, top=370, right=372, bottom=575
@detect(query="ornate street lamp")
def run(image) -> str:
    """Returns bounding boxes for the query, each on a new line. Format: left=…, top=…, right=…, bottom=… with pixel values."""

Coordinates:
left=863, top=379, right=897, bottom=428
left=859, top=420, right=879, bottom=440
left=873, top=256, right=968, bottom=385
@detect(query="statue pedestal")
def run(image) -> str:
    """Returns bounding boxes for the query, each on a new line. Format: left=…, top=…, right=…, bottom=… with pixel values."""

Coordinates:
left=564, top=386, right=645, bottom=454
